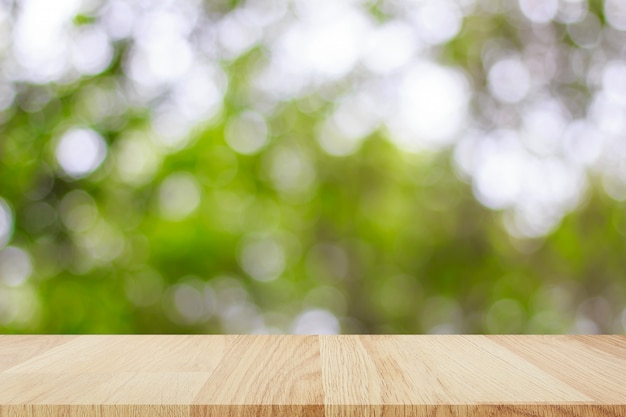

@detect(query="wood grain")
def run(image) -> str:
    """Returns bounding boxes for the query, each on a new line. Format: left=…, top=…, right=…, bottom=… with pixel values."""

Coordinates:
left=0, top=335, right=624, bottom=416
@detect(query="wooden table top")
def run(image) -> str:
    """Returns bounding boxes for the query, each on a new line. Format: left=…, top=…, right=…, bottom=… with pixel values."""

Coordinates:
left=0, top=335, right=624, bottom=416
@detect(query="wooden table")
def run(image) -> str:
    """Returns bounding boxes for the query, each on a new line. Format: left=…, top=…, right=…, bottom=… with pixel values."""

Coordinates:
left=0, top=335, right=624, bottom=416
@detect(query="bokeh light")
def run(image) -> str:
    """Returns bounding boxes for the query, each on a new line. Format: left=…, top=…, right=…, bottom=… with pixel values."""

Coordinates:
left=55, top=128, right=108, bottom=179
left=225, top=111, right=268, bottom=155
left=0, top=198, right=13, bottom=250
left=158, top=172, right=202, bottom=221
left=0, top=246, right=32, bottom=287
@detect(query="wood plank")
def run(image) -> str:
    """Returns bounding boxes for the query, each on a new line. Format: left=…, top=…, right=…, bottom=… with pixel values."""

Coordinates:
left=3, top=335, right=228, bottom=373
left=192, top=335, right=323, bottom=417
left=490, top=335, right=626, bottom=404
left=321, top=335, right=601, bottom=417
left=0, top=335, right=623, bottom=417
left=0, top=335, right=76, bottom=372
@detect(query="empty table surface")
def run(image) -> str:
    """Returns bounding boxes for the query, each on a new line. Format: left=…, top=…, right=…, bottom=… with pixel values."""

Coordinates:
left=0, top=335, right=624, bottom=416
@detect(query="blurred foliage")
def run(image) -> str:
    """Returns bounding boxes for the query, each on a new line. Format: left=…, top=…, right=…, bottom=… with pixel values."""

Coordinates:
left=0, top=0, right=625, bottom=334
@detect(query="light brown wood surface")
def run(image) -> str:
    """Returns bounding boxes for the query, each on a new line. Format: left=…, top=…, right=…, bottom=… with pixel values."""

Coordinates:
left=0, top=335, right=624, bottom=416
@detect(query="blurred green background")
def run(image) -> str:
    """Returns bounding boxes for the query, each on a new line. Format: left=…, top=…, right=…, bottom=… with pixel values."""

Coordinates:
left=1, top=0, right=625, bottom=334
